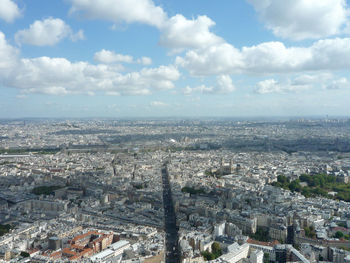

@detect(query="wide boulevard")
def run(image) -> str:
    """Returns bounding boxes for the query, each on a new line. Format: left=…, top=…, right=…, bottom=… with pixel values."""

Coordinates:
left=161, top=162, right=180, bottom=263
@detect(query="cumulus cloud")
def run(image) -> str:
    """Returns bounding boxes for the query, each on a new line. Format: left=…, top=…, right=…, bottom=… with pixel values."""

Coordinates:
left=255, top=79, right=311, bottom=94
left=68, top=0, right=167, bottom=28
left=138, top=57, right=152, bottom=65
left=94, top=49, right=152, bottom=65
left=216, top=75, right=236, bottom=93
left=9, top=58, right=179, bottom=95
left=255, top=74, right=349, bottom=94
left=247, top=0, right=350, bottom=40
left=15, top=18, right=84, bottom=46
left=159, top=14, right=223, bottom=51
left=0, top=31, right=179, bottom=96
left=66, top=0, right=350, bottom=75
left=68, top=0, right=224, bottom=51
left=94, top=49, right=134, bottom=64
left=183, top=85, right=213, bottom=95
left=176, top=38, right=350, bottom=76
left=176, top=43, right=241, bottom=76
left=71, top=29, right=85, bottom=42
left=0, top=0, right=21, bottom=23
left=140, top=65, right=180, bottom=90
left=291, top=73, right=333, bottom=86
left=255, top=79, right=284, bottom=94
left=0, top=32, right=18, bottom=75
left=183, top=75, right=235, bottom=95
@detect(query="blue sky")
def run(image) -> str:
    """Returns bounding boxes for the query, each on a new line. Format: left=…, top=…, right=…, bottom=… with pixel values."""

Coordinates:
left=0, top=0, right=350, bottom=118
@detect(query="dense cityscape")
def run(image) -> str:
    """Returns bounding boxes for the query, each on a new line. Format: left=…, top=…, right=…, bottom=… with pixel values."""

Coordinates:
left=1, top=118, right=350, bottom=263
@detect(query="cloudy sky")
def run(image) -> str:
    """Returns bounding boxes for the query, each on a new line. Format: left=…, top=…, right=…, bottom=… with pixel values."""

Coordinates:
left=1, top=0, right=350, bottom=118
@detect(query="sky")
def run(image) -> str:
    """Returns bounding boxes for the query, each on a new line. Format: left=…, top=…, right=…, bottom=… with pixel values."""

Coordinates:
left=0, top=0, right=350, bottom=118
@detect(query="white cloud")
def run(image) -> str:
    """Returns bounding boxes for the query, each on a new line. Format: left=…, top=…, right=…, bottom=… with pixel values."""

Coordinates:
left=183, top=85, right=214, bottom=95
left=183, top=75, right=235, bottom=95
left=8, top=58, right=179, bottom=95
left=291, top=73, right=332, bottom=86
left=68, top=0, right=224, bottom=51
left=138, top=57, right=152, bottom=65
left=176, top=38, right=350, bottom=76
left=216, top=75, right=235, bottom=93
left=139, top=65, right=180, bottom=90
left=0, top=0, right=21, bottom=23
left=66, top=0, right=350, bottom=66
left=71, top=29, right=85, bottom=42
left=255, top=74, right=346, bottom=94
left=69, top=0, right=167, bottom=28
left=94, top=49, right=134, bottom=64
left=94, top=49, right=152, bottom=65
left=255, top=79, right=311, bottom=94
left=15, top=18, right=84, bottom=46
left=255, top=79, right=282, bottom=94
left=247, top=0, right=350, bottom=41
left=0, top=32, right=18, bottom=76
left=183, top=86, right=193, bottom=95
left=176, top=43, right=242, bottom=76
left=0, top=31, right=180, bottom=96
left=150, top=101, right=168, bottom=107
left=159, top=14, right=223, bottom=51
left=24, top=86, right=70, bottom=96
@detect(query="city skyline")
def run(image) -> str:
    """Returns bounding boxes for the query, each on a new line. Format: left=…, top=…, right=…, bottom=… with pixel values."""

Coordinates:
left=1, top=0, right=350, bottom=118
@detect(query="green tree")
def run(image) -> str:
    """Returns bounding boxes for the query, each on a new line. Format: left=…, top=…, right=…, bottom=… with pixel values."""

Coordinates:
left=299, top=174, right=311, bottom=183
left=251, top=227, right=270, bottom=242
left=277, top=175, right=290, bottom=185
left=272, top=173, right=350, bottom=202
left=201, top=251, right=215, bottom=261
left=211, top=242, right=222, bottom=258
left=0, top=224, right=12, bottom=236
left=201, top=242, right=222, bottom=261
left=335, top=231, right=344, bottom=239
left=304, top=226, right=316, bottom=239
left=264, top=253, right=270, bottom=263
left=20, top=251, right=30, bottom=258
left=289, top=179, right=301, bottom=192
